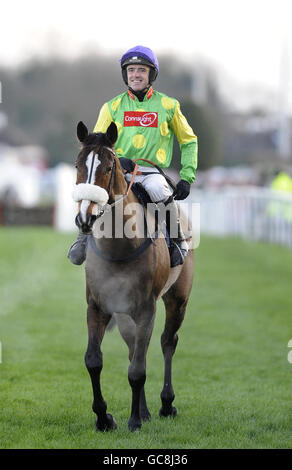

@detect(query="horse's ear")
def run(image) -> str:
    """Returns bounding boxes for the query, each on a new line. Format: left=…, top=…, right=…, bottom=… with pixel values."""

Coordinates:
left=77, top=121, right=88, bottom=143
left=106, top=122, right=118, bottom=146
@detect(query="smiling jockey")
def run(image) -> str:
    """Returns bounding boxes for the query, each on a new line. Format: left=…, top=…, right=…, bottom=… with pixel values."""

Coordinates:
left=68, top=45, right=198, bottom=267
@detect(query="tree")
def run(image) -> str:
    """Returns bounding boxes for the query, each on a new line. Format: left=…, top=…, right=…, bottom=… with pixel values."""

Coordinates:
left=173, top=100, right=223, bottom=171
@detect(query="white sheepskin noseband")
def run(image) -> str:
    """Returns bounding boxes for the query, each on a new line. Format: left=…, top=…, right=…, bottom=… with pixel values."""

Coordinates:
left=72, top=183, right=109, bottom=207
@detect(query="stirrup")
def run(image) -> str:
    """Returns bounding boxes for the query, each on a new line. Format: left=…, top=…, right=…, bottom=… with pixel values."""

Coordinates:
left=169, top=241, right=188, bottom=267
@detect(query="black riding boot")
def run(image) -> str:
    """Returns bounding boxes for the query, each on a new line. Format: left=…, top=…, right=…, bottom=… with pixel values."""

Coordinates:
left=67, top=230, right=89, bottom=265
left=164, top=198, right=188, bottom=267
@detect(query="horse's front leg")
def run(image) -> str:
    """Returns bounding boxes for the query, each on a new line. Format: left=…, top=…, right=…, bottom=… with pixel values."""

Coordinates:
left=85, top=296, right=117, bottom=431
left=128, top=303, right=155, bottom=432
left=115, top=314, right=151, bottom=422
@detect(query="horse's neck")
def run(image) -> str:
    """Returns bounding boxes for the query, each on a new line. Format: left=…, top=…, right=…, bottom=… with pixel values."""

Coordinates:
left=122, top=191, right=147, bottom=239
left=92, top=188, right=147, bottom=248
left=111, top=168, right=146, bottom=240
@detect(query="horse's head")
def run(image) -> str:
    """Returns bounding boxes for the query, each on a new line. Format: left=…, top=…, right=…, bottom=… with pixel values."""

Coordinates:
left=73, top=121, right=119, bottom=233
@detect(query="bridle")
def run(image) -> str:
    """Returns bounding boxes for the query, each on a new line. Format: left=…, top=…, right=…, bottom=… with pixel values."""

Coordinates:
left=105, top=147, right=116, bottom=200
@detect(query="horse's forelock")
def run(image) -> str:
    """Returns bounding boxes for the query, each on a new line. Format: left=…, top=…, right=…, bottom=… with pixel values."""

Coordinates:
left=77, top=132, right=114, bottom=174
left=83, top=132, right=112, bottom=149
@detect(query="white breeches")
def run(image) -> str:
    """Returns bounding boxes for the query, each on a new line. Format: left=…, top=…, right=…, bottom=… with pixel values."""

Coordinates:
left=125, top=166, right=173, bottom=203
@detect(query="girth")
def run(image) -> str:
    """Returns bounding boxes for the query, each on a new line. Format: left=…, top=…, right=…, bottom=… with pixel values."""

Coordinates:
left=87, top=229, right=161, bottom=263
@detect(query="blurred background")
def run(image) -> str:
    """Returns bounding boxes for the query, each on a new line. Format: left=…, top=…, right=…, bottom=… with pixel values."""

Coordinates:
left=1, top=0, right=292, bottom=245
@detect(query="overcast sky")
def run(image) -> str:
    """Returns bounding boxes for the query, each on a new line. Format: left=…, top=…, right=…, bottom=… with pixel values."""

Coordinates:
left=1, top=0, right=292, bottom=111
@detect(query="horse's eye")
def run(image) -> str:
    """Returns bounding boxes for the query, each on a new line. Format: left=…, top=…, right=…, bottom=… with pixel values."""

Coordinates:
left=75, top=162, right=78, bottom=169
left=106, top=167, right=112, bottom=173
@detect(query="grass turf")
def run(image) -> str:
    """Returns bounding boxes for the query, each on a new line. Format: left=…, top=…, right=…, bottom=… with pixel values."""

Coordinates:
left=0, top=227, right=292, bottom=448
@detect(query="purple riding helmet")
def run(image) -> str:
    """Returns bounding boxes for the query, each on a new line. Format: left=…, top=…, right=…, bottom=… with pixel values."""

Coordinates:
left=120, top=45, right=159, bottom=85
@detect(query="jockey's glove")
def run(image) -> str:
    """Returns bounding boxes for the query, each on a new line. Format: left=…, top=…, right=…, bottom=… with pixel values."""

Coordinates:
left=119, top=157, right=135, bottom=173
left=174, top=180, right=191, bottom=200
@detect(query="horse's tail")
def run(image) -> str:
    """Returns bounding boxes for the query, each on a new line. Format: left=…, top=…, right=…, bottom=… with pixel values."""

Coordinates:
left=106, top=315, right=116, bottom=331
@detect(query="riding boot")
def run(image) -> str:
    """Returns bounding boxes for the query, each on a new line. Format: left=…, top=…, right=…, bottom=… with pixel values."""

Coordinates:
left=67, top=230, right=89, bottom=265
left=164, top=198, right=189, bottom=267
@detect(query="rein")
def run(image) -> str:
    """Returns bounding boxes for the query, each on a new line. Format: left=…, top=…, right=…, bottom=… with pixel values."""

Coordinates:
left=133, top=158, right=176, bottom=191
left=96, top=151, right=174, bottom=217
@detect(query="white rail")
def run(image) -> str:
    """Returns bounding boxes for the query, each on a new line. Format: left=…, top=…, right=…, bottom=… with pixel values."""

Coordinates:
left=189, top=186, right=292, bottom=247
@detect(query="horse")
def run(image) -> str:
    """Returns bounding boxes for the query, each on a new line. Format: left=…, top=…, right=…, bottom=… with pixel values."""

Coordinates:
left=72, top=120, right=194, bottom=432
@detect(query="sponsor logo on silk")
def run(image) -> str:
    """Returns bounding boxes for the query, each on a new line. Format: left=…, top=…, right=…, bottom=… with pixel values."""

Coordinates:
left=124, top=111, right=158, bottom=128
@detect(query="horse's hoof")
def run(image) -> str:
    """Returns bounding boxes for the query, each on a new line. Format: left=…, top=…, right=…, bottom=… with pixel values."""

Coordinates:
left=128, top=417, right=142, bottom=432
left=159, top=406, right=177, bottom=418
left=95, top=413, right=117, bottom=431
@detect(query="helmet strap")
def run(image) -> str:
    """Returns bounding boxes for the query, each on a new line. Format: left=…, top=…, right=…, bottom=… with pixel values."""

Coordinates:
left=149, top=68, right=157, bottom=84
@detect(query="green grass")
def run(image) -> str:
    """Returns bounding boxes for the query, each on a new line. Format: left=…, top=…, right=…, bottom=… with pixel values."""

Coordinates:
left=0, top=227, right=292, bottom=449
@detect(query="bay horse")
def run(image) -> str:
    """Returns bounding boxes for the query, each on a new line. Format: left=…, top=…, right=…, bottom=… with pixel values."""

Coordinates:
left=72, top=121, right=194, bottom=432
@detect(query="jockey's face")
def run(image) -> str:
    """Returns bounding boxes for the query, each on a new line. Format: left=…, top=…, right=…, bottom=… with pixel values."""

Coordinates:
left=127, top=65, right=150, bottom=92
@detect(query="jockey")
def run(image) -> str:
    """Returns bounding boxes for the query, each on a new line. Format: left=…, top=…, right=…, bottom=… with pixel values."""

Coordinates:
left=68, top=45, right=198, bottom=267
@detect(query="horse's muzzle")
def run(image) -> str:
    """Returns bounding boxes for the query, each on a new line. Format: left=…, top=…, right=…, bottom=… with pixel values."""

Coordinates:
left=75, top=213, right=97, bottom=233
